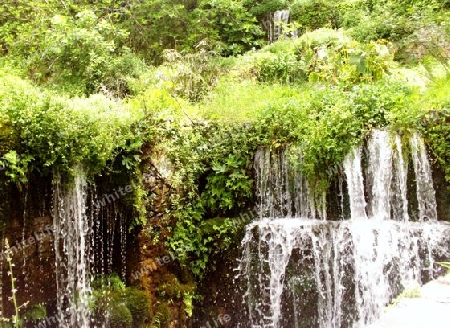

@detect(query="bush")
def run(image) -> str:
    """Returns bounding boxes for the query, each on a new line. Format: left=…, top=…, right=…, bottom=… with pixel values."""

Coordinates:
left=155, top=48, right=221, bottom=102
left=91, top=275, right=151, bottom=327
left=197, top=0, right=265, bottom=56
left=246, top=0, right=289, bottom=16
left=255, top=51, right=306, bottom=83
left=0, top=73, right=143, bottom=180
left=150, top=302, right=171, bottom=328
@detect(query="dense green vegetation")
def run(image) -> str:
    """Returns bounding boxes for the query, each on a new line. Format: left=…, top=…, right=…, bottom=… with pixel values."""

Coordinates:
left=1, top=0, right=450, bottom=323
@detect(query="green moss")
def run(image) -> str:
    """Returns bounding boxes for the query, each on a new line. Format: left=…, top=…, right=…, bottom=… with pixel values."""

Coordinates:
left=109, top=302, right=133, bottom=328
left=23, top=303, right=47, bottom=323
left=91, top=274, right=150, bottom=327
left=124, top=288, right=151, bottom=327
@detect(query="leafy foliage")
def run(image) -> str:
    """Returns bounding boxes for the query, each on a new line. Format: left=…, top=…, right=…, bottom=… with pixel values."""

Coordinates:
left=0, top=71, right=146, bottom=178
left=290, top=0, right=341, bottom=31
left=421, top=75, right=450, bottom=182
left=197, top=0, right=265, bottom=56
left=155, top=119, right=258, bottom=277
left=155, top=48, right=222, bottom=102
left=437, top=262, right=450, bottom=271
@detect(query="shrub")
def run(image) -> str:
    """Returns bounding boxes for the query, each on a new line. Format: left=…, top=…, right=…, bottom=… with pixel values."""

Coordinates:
left=150, top=303, right=171, bottom=328
left=0, top=73, right=143, bottom=180
left=197, top=0, right=265, bottom=56
left=155, top=48, right=221, bottom=102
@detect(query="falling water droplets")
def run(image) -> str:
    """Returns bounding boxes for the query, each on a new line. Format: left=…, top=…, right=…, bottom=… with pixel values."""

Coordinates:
left=53, top=166, right=92, bottom=327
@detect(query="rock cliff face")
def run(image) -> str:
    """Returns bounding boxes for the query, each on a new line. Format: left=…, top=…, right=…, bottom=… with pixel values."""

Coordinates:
left=132, top=149, right=194, bottom=327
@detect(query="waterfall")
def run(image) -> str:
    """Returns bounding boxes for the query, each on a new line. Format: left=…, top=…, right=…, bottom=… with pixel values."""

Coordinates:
left=391, top=135, right=409, bottom=221
left=367, top=130, right=393, bottom=219
left=53, top=166, right=93, bottom=327
left=238, top=130, right=450, bottom=328
left=343, top=147, right=367, bottom=220
left=344, top=131, right=421, bottom=221
left=410, top=132, right=437, bottom=221
left=94, top=197, right=128, bottom=282
left=272, top=10, right=290, bottom=43
left=254, top=146, right=317, bottom=219
left=238, top=219, right=450, bottom=328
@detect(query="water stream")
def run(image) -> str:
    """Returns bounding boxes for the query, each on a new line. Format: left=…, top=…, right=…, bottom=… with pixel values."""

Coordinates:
left=410, top=132, right=437, bottom=221
left=52, top=167, right=93, bottom=327
left=254, top=147, right=319, bottom=219
left=343, top=147, right=367, bottom=220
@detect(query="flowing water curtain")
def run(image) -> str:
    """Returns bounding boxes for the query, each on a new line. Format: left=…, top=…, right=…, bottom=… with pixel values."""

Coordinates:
left=253, top=146, right=319, bottom=219
left=391, top=134, right=409, bottom=221
left=343, top=146, right=367, bottom=220
left=367, top=130, right=393, bottom=220
left=238, top=219, right=450, bottom=328
left=410, top=132, right=437, bottom=221
left=344, top=130, right=433, bottom=221
left=52, top=166, right=94, bottom=327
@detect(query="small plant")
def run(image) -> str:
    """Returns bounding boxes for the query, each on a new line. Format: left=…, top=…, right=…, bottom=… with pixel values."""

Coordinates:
left=150, top=302, right=171, bottom=328
left=109, top=302, right=132, bottom=328
left=183, top=291, right=194, bottom=318
left=1, top=238, right=29, bottom=327
left=399, top=287, right=422, bottom=299
left=124, top=288, right=151, bottom=326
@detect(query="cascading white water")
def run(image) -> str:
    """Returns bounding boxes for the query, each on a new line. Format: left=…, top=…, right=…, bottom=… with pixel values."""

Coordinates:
left=53, top=166, right=93, bottom=327
left=239, top=130, right=450, bottom=328
left=343, top=147, right=367, bottom=219
left=254, top=146, right=318, bottom=219
left=367, top=130, right=393, bottom=219
left=238, top=219, right=450, bottom=328
left=391, top=134, right=409, bottom=221
left=410, top=132, right=437, bottom=221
